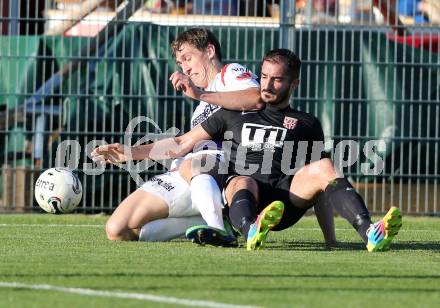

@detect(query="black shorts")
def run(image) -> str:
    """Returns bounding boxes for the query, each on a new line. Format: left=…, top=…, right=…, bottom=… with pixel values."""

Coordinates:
left=255, top=180, right=308, bottom=231
left=224, top=175, right=309, bottom=231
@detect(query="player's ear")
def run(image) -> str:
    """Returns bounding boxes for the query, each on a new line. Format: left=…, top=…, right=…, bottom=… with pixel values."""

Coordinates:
left=206, top=44, right=216, bottom=60
left=291, top=78, right=300, bottom=90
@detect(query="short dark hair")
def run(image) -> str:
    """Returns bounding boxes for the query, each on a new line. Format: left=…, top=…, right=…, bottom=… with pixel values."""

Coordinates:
left=171, top=28, right=222, bottom=61
left=263, top=49, right=301, bottom=80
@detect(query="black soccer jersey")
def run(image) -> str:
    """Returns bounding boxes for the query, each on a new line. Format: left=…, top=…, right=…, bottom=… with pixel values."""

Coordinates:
left=201, top=104, right=324, bottom=189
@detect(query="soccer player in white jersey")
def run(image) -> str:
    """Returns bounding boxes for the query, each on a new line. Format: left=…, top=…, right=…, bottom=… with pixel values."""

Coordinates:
left=100, top=28, right=263, bottom=242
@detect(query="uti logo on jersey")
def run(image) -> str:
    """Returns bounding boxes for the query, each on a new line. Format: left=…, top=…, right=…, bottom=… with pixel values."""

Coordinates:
left=242, top=123, right=287, bottom=151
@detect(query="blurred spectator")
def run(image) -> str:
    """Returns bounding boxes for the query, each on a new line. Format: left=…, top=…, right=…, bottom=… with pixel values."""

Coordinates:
left=313, top=0, right=336, bottom=16
left=238, top=0, right=270, bottom=17
left=397, top=0, right=428, bottom=23
left=419, top=0, right=440, bottom=24
left=0, top=0, right=46, bottom=35
left=192, top=0, right=237, bottom=15
left=146, top=0, right=276, bottom=17
left=145, top=0, right=173, bottom=13
left=191, top=0, right=272, bottom=17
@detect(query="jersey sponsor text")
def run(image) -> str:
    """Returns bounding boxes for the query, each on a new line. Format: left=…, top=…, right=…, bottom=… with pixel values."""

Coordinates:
left=241, top=123, right=287, bottom=151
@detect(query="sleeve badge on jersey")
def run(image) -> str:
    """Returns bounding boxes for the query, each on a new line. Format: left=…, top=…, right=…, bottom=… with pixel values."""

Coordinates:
left=283, top=116, right=298, bottom=129
left=236, top=72, right=253, bottom=80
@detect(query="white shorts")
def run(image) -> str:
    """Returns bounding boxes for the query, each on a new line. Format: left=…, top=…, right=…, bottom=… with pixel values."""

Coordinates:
left=140, top=150, right=224, bottom=218
left=139, top=170, right=197, bottom=217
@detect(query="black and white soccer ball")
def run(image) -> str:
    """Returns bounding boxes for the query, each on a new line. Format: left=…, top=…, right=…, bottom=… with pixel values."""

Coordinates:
left=34, top=168, right=82, bottom=214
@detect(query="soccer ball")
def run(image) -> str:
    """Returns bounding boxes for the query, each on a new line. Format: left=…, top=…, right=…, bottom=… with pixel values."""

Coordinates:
left=34, top=167, right=82, bottom=214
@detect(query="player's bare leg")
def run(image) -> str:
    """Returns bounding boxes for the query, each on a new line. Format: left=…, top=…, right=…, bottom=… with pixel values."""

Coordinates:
left=290, top=158, right=401, bottom=251
left=289, top=158, right=340, bottom=200
left=105, top=190, right=169, bottom=241
left=288, top=158, right=372, bottom=242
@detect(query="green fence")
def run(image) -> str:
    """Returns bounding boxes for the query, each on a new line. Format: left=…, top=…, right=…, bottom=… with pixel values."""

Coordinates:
left=0, top=1, right=439, bottom=214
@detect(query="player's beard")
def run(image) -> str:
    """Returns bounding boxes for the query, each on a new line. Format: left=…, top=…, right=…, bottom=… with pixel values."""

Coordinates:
left=261, top=86, right=291, bottom=106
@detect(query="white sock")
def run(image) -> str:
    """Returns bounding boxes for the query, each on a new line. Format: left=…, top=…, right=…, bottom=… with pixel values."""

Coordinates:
left=138, top=216, right=206, bottom=242
left=190, top=174, right=225, bottom=230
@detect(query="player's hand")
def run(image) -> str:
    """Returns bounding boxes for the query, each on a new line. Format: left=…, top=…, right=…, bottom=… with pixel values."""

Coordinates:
left=91, top=143, right=132, bottom=165
left=169, top=71, right=203, bottom=100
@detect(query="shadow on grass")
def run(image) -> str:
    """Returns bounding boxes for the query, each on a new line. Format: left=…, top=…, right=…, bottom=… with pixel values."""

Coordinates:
left=267, top=241, right=440, bottom=251
left=3, top=282, right=437, bottom=295
left=211, top=286, right=440, bottom=293
left=3, top=272, right=440, bottom=280
left=115, top=285, right=440, bottom=294
left=388, top=242, right=440, bottom=251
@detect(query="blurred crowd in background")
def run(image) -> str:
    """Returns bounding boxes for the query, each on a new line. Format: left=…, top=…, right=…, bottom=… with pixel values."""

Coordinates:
left=1, top=1, right=439, bottom=36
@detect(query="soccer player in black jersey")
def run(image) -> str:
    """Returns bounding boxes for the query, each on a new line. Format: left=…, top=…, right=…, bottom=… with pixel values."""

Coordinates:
left=92, top=49, right=402, bottom=252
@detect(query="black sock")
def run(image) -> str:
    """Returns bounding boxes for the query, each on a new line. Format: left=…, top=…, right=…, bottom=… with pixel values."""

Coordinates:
left=324, top=178, right=372, bottom=243
left=228, top=189, right=257, bottom=239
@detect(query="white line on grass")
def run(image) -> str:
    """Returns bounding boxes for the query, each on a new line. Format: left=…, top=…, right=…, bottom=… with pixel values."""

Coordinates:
left=0, top=281, right=259, bottom=308
left=0, top=224, right=103, bottom=228
left=0, top=224, right=436, bottom=233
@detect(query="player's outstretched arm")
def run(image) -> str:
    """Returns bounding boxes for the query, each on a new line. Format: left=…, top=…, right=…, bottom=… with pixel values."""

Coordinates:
left=91, top=143, right=132, bottom=165
left=91, top=125, right=213, bottom=165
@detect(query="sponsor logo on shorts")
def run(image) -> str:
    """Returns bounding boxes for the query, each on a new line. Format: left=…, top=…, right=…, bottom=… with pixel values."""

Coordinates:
left=150, top=176, right=175, bottom=191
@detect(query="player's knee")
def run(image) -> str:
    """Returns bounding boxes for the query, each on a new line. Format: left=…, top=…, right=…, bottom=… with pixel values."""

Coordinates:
left=105, top=220, right=126, bottom=241
left=225, top=176, right=258, bottom=202
left=317, top=158, right=338, bottom=180
left=303, top=158, right=337, bottom=180
left=228, top=176, right=257, bottom=190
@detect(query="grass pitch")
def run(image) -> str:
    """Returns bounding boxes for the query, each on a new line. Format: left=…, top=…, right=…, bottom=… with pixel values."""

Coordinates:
left=0, top=214, right=439, bottom=308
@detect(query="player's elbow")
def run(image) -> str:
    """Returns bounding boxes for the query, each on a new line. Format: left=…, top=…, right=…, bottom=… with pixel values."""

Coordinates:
left=253, top=100, right=265, bottom=111
left=241, top=94, right=264, bottom=111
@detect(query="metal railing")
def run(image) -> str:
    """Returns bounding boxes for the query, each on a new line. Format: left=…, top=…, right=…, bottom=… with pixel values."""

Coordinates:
left=0, top=0, right=439, bottom=214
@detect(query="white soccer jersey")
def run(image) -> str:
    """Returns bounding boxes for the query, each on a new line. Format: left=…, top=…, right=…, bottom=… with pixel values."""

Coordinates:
left=190, top=63, right=259, bottom=129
